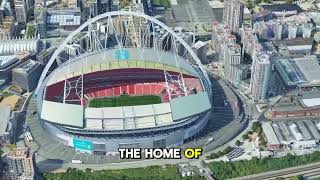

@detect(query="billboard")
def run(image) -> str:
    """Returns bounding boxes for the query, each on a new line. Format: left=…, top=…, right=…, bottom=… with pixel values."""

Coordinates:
left=73, top=138, right=93, bottom=152
left=115, top=49, right=130, bottom=60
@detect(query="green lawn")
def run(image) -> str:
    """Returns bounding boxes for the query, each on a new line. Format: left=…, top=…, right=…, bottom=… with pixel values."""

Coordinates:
left=43, top=165, right=204, bottom=180
left=89, top=95, right=162, bottom=107
left=152, top=0, right=170, bottom=7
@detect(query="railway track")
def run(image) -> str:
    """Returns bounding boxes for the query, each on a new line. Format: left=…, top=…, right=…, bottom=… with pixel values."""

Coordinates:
left=235, top=163, right=320, bottom=180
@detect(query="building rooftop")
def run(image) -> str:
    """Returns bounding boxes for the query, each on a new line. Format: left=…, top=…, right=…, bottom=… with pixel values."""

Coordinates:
left=47, top=14, right=81, bottom=26
left=0, top=55, right=18, bottom=69
left=14, top=59, right=41, bottom=74
left=262, top=122, right=280, bottom=145
left=7, top=148, right=30, bottom=158
left=275, top=56, right=320, bottom=87
left=279, top=38, right=313, bottom=47
left=269, top=119, right=320, bottom=144
left=261, top=4, right=303, bottom=14
left=256, top=52, right=270, bottom=64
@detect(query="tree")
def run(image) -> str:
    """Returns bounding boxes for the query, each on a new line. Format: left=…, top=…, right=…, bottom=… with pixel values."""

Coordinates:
left=223, top=146, right=232, bottom=154
left=285, top=0, right=294, bottom=4
left=252, top=122, right=261, bottom=132
left=236, top=140, right=241, bottom=146
left=242, top=134, right=249, bottom=140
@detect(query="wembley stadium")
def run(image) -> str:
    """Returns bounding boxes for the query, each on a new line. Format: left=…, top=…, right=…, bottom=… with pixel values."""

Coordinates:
left=35, top=11, right=212, bottom=154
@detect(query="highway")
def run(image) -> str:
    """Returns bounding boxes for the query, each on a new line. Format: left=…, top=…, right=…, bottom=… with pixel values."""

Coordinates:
left=234, top=162, right=320, bottom=180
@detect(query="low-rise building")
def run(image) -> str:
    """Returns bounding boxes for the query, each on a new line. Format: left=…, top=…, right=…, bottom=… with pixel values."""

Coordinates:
left=7, top=148, right=35, bottom=180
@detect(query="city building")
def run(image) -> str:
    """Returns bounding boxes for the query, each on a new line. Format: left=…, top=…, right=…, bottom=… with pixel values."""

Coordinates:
left=222, top=0, right=244, bottom=33
left=0, top=55, right=19, bottom=84
left=241, top=27, right=263, bottom=57
left=0, top=105, right=17, bottom=144
left=0, top=0, right=13, bottom=24
left=252, top=13, right=314, bottom=41
left=0, top=37, right=42, bottom=54
left=262, top=120, right=320, bottom=150
left=212, top=22, right=239, bottom=65
left=224, top=44, right=241, bottom=85
left=0, top=16, right=15, bottom=39
left=14, top=0, right=28, bottom=24
left=36, top=47, right=57, bottom=65
left=267, top=93, right=320, bottom=119
left=231, top=64, right=250, bottom=88
left=275, top=38, right=314, bottom=55
left=45, top=8, right=82, bottom=37
left=12, top=60, right=43, bottom=92
left=7, top=148, right=35, bottom=180
left=250, top=52, right=271, bottom=100
left=192, top=41, right=208, bottom=64
left=274, top=55, right=320, bottom=90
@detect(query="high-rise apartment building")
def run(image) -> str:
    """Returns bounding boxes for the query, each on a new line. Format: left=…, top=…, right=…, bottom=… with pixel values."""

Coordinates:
left=250, top=51, right=271, bottom=100
left=14, top=0, right=28, bottom=23
left=224, top=44, right=241, bottom=85
left=7, top=148, right=35, bottom=180
left=223, top=0, right=244, bottom=33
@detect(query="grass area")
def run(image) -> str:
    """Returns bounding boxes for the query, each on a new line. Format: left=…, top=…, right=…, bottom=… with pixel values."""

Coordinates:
left=43, top=165, right=204, bottom=180
left=89, top=95, right=162, bottom=108
left=26, top=24, right=37, bottom=38
left=152, top=0, right=170, bottom=8
left=208, top=152, right=320, bottom=179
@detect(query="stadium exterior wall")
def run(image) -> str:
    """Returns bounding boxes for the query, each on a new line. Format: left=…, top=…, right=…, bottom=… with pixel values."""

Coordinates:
left=42, top=111, right=210, bottom=153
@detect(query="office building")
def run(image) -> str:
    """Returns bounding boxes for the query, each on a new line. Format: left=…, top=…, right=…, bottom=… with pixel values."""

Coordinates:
left=250, top=52, right=271, bottom=100
left=12, top=60, right=43, bottom=92
left=7, top=148, right=35, bottom=180
left=223, top=0, right=244, bottom=33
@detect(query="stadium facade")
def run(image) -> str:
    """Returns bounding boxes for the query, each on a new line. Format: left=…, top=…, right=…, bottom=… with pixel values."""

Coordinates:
left=35, top=11, right=212, bottom=154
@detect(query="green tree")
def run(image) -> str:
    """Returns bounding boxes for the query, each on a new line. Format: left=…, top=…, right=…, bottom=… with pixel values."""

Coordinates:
left=236, top=140, right=241, bottom=146
left=242, top=133, right=249, bottom=140
left=285, top=0, right=294, bottom=4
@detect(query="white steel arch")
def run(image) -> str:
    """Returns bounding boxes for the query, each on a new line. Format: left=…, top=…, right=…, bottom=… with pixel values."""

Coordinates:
left=35, top=11, right=211, bottom=95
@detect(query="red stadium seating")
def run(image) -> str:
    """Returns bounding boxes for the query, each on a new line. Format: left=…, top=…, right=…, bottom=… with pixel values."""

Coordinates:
left=45, top=68, right=203, bottom=105
left=135, top=84, right=143, bottom=95
left=143, top=84, right=151, bottom=94
left=128, top=84, right=135, bottom=94
left=114, top=86, right=121, bottom=96
left=106, top=88, right=113, bottom=96
left=121, top=85, right=127, bottom=93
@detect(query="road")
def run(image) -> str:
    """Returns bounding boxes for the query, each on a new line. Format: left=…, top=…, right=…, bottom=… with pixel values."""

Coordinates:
left=234, top=162, right=320, bottom=180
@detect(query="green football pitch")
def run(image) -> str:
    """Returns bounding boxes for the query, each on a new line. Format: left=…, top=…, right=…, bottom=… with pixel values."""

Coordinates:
left=89, top=95, right=162, bottom=108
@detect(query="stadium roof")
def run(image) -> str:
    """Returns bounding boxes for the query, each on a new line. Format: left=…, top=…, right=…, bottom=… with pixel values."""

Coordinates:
left=171, top=92, right=211, bottom=121
left=46, top=48, right=200, bottom=86
left=41, top=100, right=84, bottom=127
